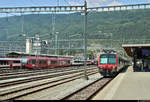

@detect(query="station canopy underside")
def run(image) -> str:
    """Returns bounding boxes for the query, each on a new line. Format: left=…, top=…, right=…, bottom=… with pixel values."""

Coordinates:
left=6, top=51, right=73, bottom=59
left=122, top=44, right=150, bottom=59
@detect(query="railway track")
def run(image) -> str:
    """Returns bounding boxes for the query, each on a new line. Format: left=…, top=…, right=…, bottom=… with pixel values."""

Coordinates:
left=62, top=77, right=113, bottom=100
left=0, top=65, right=95, bottom=75
left=0, top=69, right=98, bottom=100
left=0, top=65, right=85, bottom=76
left=0, top=66, right=90, bottom=80
left=0, top=67, right=97, bottom=88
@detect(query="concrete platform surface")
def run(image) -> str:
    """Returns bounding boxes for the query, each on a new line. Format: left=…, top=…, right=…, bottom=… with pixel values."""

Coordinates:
left=92, top=66, right=150, bottom=100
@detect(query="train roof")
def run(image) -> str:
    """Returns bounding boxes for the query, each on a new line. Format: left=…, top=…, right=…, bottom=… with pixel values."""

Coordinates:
left=0, top=57, right=22, bottom=61
left=27, top=56, right=70, bottom=60
left=6, top=51, right=74, bottom=59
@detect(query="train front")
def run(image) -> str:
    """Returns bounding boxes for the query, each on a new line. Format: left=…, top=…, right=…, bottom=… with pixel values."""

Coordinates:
left=98, top=53, right=117, bottom=77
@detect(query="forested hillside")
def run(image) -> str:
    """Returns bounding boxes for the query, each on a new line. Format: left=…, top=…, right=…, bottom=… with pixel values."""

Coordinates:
left=0, top=9, right=150, bottom=42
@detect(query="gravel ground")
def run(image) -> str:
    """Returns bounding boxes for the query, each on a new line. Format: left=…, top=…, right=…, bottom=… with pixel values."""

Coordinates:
left=65, top=78, right=111, bottom=100
left=16, top=73, right=102, bottom=100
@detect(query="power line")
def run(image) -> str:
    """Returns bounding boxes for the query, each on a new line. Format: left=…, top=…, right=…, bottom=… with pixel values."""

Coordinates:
left=64, top=0, right=70, bottom=6
left=57, top=0, right=59, bottom=6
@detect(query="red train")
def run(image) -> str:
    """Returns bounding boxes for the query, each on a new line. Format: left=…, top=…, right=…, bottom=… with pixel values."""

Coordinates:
left=98, top=52, right=130, bottom=77
left=0, top=57, right=22, bottom=68
left=0, top=56, right=72, bottom=69
left=22, top=56, right=71, bottom=69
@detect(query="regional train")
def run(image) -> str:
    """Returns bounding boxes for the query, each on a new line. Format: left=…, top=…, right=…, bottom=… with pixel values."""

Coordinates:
left=0, top=56, right=72, bottom=69
left=22, top=56, right=72, bottom=69
left=0, top=55, right=95, bottom=69
left=98, top=50, right=130, bottom=77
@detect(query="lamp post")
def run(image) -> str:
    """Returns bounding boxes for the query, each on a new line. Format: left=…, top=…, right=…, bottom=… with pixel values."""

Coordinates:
left=55, top=32, right=59, bottom=55
left=83, top=1, right=89, bottom=80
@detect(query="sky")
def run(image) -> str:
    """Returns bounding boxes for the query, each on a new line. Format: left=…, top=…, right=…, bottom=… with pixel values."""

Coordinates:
left=0, top=0, right=150, bottom=17
left=0, top=0, right=150, bottom=8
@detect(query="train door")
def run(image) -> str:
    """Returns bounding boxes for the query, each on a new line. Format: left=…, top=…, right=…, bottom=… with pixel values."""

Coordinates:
left=47, top=59, right=51, bottom=67
left=9, top=61, right=13, bottom=69
left=117, top=57, right=121, bottom=72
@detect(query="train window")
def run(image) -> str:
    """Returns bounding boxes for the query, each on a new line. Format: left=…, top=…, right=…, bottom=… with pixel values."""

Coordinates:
left=67, top=60, right=70, bottom=63
left=108, top=54, right=116, bottom=64
left=13, top=61, right=20, bottom=63
left=100, top=54, right=108, bottom=64
left=27, top=60, right=32, bottom=64
left=48, top=60, right=51, bottom=65
left=51, top=61, right=57, bottom=64
left=32, top=60, right=36, bottom=64
left=100, top=54, right=116, bottom=64
left=22, top=56, right=28, bottom=64
left=61, top=61, right=65, bottom=64
left=41, top=61, right=47, bottom=65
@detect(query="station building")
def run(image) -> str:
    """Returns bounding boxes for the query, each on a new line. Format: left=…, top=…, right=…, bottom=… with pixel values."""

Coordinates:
left=122, top=44, right=150, bottom=72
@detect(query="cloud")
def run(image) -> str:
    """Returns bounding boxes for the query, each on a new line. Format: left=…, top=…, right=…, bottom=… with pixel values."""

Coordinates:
left=68, top=1, right=81, bottom=6
left=107, top=1, right=123, bottom=6
left=68, top=0, right=123, bottom=8
left=86, top=0, right=108, bottom=7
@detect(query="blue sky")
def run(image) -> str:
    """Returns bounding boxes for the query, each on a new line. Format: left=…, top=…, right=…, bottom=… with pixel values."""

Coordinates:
left=0, top=0, right=150, bottom=7
left=0, top=0, right=150, bottom=17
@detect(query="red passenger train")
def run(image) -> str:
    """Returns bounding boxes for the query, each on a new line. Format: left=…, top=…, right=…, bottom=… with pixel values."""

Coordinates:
left=98, top=51, right=130, bottom=77
left=22, top=56, right=72, bottom=69
left=0, top=56, right=72, bottom=69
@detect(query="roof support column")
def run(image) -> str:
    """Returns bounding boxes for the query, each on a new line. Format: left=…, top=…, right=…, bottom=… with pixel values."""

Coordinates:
left=133, top=48, right=137, bottom=71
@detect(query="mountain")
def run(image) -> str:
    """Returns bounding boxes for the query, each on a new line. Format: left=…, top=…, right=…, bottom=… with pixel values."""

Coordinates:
left=0, top=9, right=150, bottom=47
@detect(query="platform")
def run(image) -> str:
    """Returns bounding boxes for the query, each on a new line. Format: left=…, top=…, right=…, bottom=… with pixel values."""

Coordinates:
left=92, top=66, right=150, bottom=100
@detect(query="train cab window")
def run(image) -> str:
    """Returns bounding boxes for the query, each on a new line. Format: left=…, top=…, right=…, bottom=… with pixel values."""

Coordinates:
left=27, top=60, right=32, bottom=64
left=108, top=54, right=116, bottom=64
left=22, top=57, right=28, bottom=64
left=100, top=54, right=116, bottom=64
left=100, top=54, right=108, bottom=64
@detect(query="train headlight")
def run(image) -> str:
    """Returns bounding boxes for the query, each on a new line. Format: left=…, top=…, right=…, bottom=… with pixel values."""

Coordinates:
left=112, top=67, right=115, bottom=68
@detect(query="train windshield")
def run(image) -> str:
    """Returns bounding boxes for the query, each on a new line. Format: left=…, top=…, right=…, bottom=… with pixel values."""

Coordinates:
left=100, top=54, right=116, bottom=64
left=22, top=56, right=28, bottom=64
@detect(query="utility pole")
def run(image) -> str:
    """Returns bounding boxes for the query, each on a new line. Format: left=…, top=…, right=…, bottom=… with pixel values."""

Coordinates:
left=69, top=37, right=71, bottom=55
left=55, top=32, right=59, bottom=55
left=83, top=1, right=89, bottom=80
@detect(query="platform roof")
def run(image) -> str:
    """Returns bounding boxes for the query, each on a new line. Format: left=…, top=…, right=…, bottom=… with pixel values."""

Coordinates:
left=122, top=44, right=150, bottom=59
left=6, top=52, right=74, bottom=59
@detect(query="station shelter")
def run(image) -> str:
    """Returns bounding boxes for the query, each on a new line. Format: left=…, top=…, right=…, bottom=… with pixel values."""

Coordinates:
left=122, top=44, right=150, bottom=72
left=6, top=51, right=74, bottom=59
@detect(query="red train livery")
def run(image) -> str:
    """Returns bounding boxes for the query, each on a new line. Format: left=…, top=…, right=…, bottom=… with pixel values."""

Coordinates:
left=0, top=56, right=72, bottom=69
left=98, top=53, right=129, bottom=77
left=22, top=56, right=72, bottom=69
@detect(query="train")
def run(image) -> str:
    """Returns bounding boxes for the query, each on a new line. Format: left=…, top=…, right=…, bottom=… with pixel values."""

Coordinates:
left=0, top=56, right=95, bottom=69
left=0, top=56, right=72, bottom=69
left=22, top=56, right=72, bottom=69
left=71, top=59, right=93, bottom=66
left=98, top=50, right=130, bottom=77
